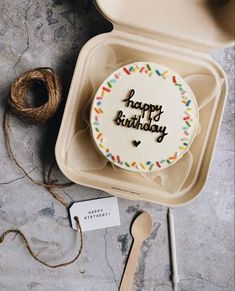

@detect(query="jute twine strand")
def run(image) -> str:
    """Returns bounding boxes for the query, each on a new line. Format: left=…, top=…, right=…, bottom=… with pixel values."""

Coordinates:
left=3, top=110, right=73, bottom=197
left=0, top=68, right=83, bottom=268
left=0, top=217, right=83, bottom=269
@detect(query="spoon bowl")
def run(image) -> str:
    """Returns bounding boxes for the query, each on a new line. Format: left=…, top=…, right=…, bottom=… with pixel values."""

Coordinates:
left=131, top=212, right=153, bottom=241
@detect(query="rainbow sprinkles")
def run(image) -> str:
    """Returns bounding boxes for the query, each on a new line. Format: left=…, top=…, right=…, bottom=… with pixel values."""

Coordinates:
left=90, top=62, right=199, bottom=173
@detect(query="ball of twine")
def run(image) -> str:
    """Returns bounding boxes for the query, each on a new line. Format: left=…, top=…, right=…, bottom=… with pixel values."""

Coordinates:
left=9, top=67, right=62, bottom=124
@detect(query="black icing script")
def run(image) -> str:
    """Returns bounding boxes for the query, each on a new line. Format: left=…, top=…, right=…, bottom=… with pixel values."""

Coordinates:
left=114, top=89, right=168, bottom=143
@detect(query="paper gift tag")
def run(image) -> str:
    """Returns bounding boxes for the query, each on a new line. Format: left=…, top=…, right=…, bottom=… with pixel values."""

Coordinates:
left=69, top=197, right=121, bottom=231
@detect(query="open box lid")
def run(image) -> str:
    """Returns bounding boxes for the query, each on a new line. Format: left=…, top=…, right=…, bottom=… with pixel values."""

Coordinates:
left=95, top=0, right=234, bottom=52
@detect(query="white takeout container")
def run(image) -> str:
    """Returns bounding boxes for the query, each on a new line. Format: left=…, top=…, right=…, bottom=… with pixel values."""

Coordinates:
left=55, top=0, right=234, bottom=206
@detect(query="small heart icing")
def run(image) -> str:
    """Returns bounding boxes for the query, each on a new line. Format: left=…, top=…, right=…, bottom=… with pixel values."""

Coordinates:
left=133, top=140, right=141, bottom=147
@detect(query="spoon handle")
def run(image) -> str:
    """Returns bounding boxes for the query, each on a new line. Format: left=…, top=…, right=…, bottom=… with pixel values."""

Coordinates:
left=119, top=240, right=142, bottom=291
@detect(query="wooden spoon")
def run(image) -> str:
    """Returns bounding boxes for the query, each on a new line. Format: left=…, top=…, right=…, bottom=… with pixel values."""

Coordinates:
left=120, top=212, right=153, bottom=291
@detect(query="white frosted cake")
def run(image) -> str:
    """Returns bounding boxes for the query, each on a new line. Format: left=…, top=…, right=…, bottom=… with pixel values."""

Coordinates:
left=90, top=62, right=199, bottom=173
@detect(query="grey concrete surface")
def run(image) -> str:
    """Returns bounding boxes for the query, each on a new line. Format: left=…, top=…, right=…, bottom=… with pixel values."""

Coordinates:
left=0, top=1, right=234, bottom=290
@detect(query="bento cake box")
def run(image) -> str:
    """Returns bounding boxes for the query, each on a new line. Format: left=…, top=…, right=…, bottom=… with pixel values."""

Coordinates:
left=55, top=0, right=234, bottom=206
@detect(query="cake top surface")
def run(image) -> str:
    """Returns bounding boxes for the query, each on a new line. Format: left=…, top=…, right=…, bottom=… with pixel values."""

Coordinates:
left=90, top=62, right=199, bottom=173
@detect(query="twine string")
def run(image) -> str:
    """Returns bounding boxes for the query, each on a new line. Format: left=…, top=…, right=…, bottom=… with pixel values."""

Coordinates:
left=0, top=217, right=83, bottom=269
left=3, top=109, right=73, bottom=192
left=1, top=68, right=83, bottom=268
left=46, top=162, right=70, bottom=208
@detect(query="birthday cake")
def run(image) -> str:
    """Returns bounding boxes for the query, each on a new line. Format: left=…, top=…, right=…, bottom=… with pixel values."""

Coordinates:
left=90, top=62, right=199, bottom=173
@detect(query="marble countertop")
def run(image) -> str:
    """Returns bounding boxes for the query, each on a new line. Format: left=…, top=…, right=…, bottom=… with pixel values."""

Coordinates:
left=0, top=1, right=234, bottom=290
